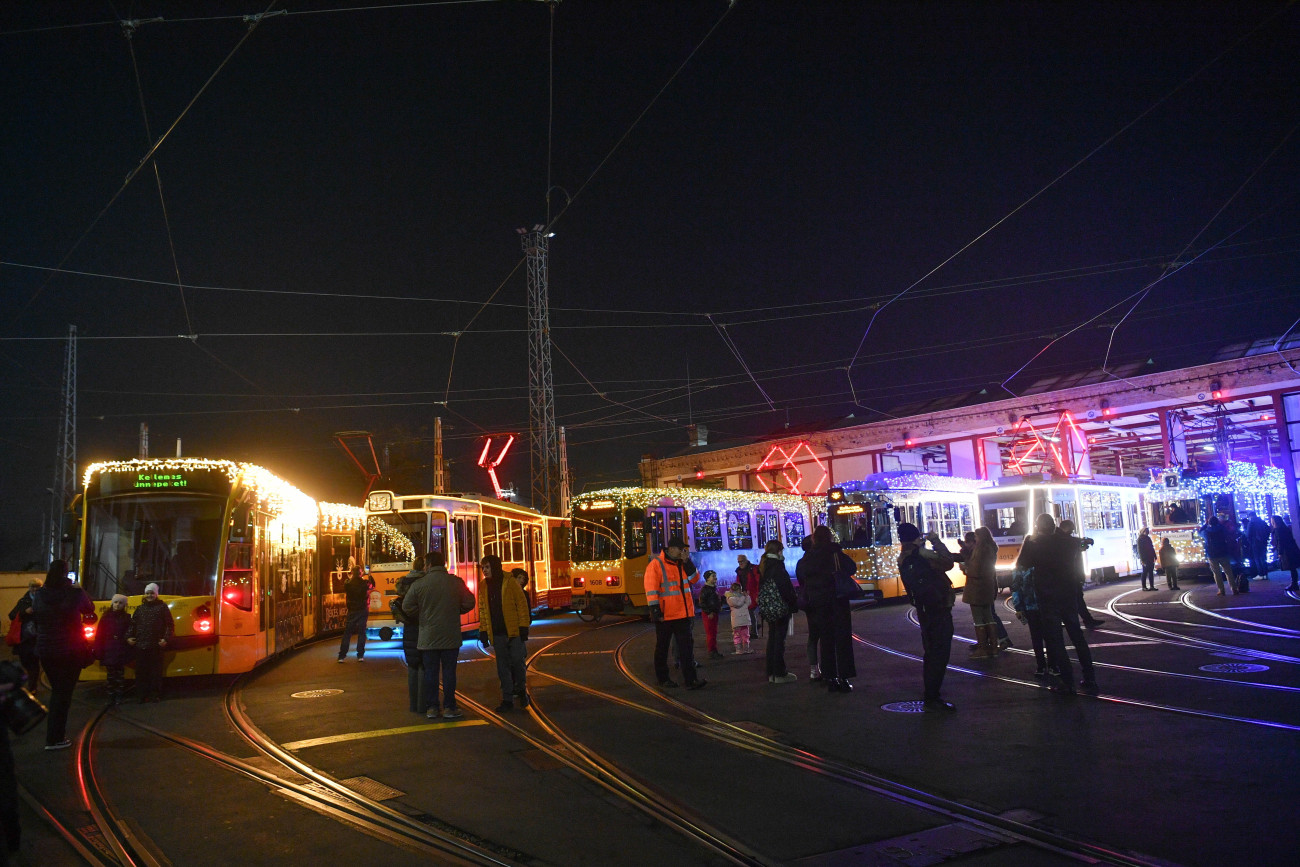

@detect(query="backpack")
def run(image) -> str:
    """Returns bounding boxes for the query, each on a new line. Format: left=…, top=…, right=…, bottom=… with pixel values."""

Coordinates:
left=757, top=577, right=789, bottom=623
left=899, top=548, right=952, bottom=609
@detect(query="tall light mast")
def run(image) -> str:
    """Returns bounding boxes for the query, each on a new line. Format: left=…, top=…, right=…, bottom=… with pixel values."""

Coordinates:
left=47, top=324, right=77, bottom=566
left=520, top=225, right=559, bottom=515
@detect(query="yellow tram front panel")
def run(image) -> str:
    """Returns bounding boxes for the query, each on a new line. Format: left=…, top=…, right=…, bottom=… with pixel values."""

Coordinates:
left=570, top=558, right=644, bottom=610
left=82, top=594, right=220, bottom=680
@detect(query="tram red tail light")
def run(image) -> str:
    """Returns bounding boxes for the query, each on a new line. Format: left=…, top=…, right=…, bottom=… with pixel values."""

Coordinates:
left=222, top=570, right=254, bottom=611
left=574, top=576, right=585, bottom=588
left=604, top=575, right=620, bottom=587
left=83, top=624, right=96, bottom=641
left=193, top=603, right=213, bottom=634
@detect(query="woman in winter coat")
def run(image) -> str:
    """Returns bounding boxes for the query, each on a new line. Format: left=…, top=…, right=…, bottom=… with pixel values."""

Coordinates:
left=758, top=540, right=800, bottom=683
left=31, top=559, right=94, bottom=749
left=962, top=527, right=1000, bottom=659
left=1137, top=527, right=1157, bottom=591
left=7, top=578, right=42, bottom=692
left=1271, top=516, right=1300, bottom=592
left=128, top=583, right=174, bottom=703
left=1158, top=538, right=1181, bottom=590
left=93, top=595, right=132, bottom=705
left=800, top=525, right=856, bottom=693
left=394, top=556, right=426, bottom=713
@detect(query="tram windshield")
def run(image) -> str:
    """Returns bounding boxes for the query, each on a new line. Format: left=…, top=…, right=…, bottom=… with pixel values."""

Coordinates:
left=1149, top=498, right=1201, bottom=527
left=367, top=512, right=426, bottom=567
left=979, top=492, right=1030, bottom=539
left=573, top=508, right=622, bottom=562
left=82, top=493, right=225, bottom=599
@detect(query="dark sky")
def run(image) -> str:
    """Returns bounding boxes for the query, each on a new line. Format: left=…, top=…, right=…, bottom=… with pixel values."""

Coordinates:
left=2, top=1, right=1298, bottom=567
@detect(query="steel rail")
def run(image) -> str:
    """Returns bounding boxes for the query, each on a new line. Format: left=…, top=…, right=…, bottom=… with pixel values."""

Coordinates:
left=75, top=709, right=162, bottom=867
left=526, top=621, right=1177, bottom=867
left=1176, top=589, right=1300, bottom=635
left=1103, top=589, right=1300, bottom=663
left=223, top=671, right=528, bottom=866
left=16, top=780, right=118, bottom=866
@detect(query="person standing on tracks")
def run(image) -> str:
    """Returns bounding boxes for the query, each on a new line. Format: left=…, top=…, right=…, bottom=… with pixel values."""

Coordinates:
left=1158, top=537, right=1181, bottom=590
left=896, top=524, right=958, bottom=711
left=646, top=537, right=705, bottom=690
left=961, top=527, right=1001, bottom=659
left=94, top=595, right=132, bottom=706
left=1019, top=514, right=1099, bottom=696
left=795, top=535, right=821, bottom=681
left=758, top=540, right=799, bottom=684
left=403, top=549, right=475, bottom=720
left=394, top=556, right=426, bottom=714
left=1245, top=512, right=1271, bottom=580
left=31, top=559, right=94, bottom=750
left=1059, top=520, right=1104, bottom=628
left=736, top=554, right=762, bottom=640
left=128, top=583, right=174, bottom=703
left=338, top=565, right=371, bottom=662
left=1201, top=516, right=1238, bottom=596
left=476, top=554, right=532, bottom=712
left=1137, top=527, right=1158, bottom=591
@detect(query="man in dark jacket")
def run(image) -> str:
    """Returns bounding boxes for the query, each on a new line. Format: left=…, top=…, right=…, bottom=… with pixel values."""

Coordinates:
left=1137, top=527, right=1157, bottom=591
left=394, top=556, right=425, bottom=713
left=1060, top=520, right=1104, bottom=628
left=1246, top=513, right=1271, bottom=580
left=1018, top=515, right=1098, bottom=696
left=338, top=566, right=371, bottom=662
left=1201, top=516, right=1237, bottom=596
left=128, top=583, right=174, bottom=703
left=897, top=523, right=957, bottom=710
left=402, top=550, right=475, bottom=720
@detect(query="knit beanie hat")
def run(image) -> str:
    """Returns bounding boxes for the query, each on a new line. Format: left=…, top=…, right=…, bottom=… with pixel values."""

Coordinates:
left=111, top=594, right=128, bottom=605
left=144, top=583, right=160, bottom=595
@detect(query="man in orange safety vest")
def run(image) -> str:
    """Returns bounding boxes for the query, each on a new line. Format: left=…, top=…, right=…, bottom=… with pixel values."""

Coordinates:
left=645, top=536, right=706, bottom=690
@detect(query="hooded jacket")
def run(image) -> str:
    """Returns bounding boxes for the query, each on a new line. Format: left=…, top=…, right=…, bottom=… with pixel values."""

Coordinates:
left=401, top=565, right=475, bottom=651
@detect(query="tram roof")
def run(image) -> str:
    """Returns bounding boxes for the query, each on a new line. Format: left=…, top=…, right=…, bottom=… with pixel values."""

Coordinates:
left=572, top=486, right=810, bottom=511
left=833, top=472, right=987, bottom=495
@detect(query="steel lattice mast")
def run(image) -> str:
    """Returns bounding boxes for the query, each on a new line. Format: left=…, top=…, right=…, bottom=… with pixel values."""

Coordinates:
left=522, top=227, right=559, bottom=515
left=47, top=324, right=77, bottom=566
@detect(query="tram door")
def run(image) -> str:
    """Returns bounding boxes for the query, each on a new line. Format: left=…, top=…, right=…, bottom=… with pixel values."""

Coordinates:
left=646, top=507, right=686, bottom=555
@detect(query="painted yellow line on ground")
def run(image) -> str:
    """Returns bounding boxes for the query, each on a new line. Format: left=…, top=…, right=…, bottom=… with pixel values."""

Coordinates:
left=282, top=720, right=487, bottom=750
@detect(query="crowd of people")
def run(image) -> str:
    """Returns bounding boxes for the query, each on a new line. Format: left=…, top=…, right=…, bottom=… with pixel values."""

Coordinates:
left=1196, top=512, right=1300, bottom=595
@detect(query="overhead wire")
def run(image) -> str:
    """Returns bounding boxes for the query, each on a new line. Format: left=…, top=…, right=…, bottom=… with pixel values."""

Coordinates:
left=841, top=0, right=1298, bottom=417
left=13, top=0, right=281, bottom=321
left=708, top=314, right=775, bottom=411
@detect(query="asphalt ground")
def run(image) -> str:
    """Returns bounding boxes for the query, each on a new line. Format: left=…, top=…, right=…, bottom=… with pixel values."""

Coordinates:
left=8, top=568, right=1299, bottom=866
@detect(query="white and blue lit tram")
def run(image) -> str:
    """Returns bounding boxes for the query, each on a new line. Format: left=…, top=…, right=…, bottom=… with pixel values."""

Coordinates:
left=1143, top=461, right=1289, bottom=573
left=977, top=473, right=1144, bottom=581
left=363, top=490, right=571, bottom=639
left=569, top=487, right=813, bottom=620
left=826, top=473, right=982, bottom=601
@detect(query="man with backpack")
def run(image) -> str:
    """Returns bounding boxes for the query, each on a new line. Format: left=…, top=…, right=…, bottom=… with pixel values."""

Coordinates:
left=896, top=523, right=957, bottom=712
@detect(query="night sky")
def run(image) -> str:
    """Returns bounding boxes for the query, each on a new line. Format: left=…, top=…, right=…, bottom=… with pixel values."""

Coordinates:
left=2, top=1, right=1297, bottom=567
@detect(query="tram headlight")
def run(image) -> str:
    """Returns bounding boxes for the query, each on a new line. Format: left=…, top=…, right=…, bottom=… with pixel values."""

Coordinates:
left=0, top=660, right=47, bottom=736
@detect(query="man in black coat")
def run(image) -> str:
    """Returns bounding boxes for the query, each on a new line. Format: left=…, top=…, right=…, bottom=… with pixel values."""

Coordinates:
left=1019, top=514, right=1099, bottom=696
left=896, top=523, right=957, bottom=711
left=338, top=566, right=371, bottom=662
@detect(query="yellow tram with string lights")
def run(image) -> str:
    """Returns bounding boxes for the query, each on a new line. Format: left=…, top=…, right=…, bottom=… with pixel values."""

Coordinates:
left=75, top=459, right=364, bottom=679
left=569, top=487, right=813, bottom=621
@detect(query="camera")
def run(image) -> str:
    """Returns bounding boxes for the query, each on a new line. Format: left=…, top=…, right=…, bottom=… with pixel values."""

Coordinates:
left=1079, top=536, right=1096, bottom=551
left=0, top=660, right=47, bottom=736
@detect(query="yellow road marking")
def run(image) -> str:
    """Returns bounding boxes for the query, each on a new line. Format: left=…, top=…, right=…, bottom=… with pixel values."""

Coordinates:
left=282, top=720, right=487, bottom=750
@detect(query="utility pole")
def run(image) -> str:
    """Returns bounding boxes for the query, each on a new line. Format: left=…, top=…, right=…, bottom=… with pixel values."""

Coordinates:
left=47, top=325, right=77, bottom=566
left=520, top=225, right=559, bottom=515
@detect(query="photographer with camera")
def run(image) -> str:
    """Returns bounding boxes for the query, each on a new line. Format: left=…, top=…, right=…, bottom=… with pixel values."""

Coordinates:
left=31, top=559, right=94, bottom=750
left=1059, top=520, right=1104, bottom=628
left=1020, top=516, right=1099, bottom=696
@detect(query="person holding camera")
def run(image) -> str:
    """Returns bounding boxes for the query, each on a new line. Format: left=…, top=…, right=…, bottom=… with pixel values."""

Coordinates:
left=31, top=559, right=94, bottom=750
left=646, top=537, right=705, bottom=690
left=1059, top=520, right=1104, bottom=628
left=897, top=523, right=958, bottom=711
left=1021, top=515, right=1099, bottom=696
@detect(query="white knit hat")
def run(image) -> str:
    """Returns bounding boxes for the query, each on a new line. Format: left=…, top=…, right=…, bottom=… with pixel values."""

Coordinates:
left=144, top=583, right=160, bottom=595
left=111, top=594, right=128, bottom=605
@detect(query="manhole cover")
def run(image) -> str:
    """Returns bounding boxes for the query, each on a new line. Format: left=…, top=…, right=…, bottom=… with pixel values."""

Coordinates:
left=291, top=688, right=344, bottom=698
left=881, top=701, right=927, bottom=713
left=1199, top=663, right=1269, bottom=674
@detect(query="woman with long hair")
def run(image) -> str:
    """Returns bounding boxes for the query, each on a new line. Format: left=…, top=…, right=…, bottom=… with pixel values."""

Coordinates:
left=31, top=560, right=94, bottom=750
left=758, top=540, right=799, bottom=683
left=963, top=527, right=1001, bottom=658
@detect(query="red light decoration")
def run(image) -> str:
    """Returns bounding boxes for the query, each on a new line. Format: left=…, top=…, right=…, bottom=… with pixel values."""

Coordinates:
left=83, top=625, right=96, bottom=641
left=1211, top=390, right=1223, bottom=401
left=755, top=441, right=828, bottom=495
left=1005, top=413, right=1090, bottom=477
left=477, top=435, right=515, bottom=499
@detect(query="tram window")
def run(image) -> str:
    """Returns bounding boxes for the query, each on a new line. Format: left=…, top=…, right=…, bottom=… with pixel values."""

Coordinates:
left=1153, top=500, right=1197, bottom=525
left=756, top=509, right=780, bottom=548
left=1081, top=491, right=1123, bottom=531
left=648, top=510, right=666, bottom=553
left=873, top=507, right=892, bottom=545
left=625, top=507, right=646, bottom=559
left=692, top=510, right=723, bottom=551
left=480, top=516, right=497, bottom=558
left=574, top=509, right=621, bottom=561
left=510, top=520, right=525, bottom=562
left=783, top=512, right=806, bottom=546
left=667, top=509, right=685, bottom=546
left=550, top=525, right=570, bottom=561
left=726, top=511, right=753, bottom=550
left=368, top=512, right=424, bottom=566
left=83, top=494, right=225, bottom=599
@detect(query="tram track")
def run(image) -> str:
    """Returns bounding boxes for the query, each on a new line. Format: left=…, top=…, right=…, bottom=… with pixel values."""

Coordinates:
left=525, top=619, right=1176, bottom=867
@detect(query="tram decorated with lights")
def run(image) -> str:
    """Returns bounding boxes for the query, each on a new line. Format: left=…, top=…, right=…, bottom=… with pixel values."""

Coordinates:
left=363, top=490, right=571, bottom=638
left=569, top=487, right=812, bottom=621
left=977, top=473, right=1144, bottom=580
left=826, top=473, right=983, bottom=601
left=77, top=459, right=365, bottom=679
left=1143, top=460, right=1288, bottom=572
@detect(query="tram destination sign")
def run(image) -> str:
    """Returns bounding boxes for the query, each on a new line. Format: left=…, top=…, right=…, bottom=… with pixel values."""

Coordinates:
left=98, top=467, right=232, bottom=496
